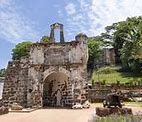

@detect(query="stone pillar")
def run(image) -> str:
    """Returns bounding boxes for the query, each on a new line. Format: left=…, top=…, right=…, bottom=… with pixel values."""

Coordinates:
left=75, top=33, right=88, bottom=65
left=27, top=65, right=43, bottom=108
left=60, top=24, right=65, bottom=43
left=49, top=25, right=55, bottom=42
left=49, top=23, right=65, bottom=43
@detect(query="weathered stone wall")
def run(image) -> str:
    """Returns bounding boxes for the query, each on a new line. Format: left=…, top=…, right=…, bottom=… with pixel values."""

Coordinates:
left=3, top=33, right=88, bottom=108
left=30, top=42, right=88, bottom=66
left=30, top=34, right=88, bottom=67
left=88, top=89, right=111, bottom=102
left=2, top=59, right=29, bottom=107
left=27, top=65, right=43, bottom=107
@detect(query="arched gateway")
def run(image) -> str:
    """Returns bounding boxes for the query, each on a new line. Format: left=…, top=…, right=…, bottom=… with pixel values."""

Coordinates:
left=43, top=72, right=68, bottom=107
left=2, top=23, right=88, bottom=108
left=42, top=67, right=70, bottom=107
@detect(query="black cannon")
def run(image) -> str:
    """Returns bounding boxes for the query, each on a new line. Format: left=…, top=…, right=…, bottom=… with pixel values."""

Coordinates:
left=103, top=93, right=122, bottom=108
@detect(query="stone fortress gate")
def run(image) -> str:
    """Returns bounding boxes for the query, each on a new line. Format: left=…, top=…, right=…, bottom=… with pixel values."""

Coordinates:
left=2, top=23, right=88, bottom=108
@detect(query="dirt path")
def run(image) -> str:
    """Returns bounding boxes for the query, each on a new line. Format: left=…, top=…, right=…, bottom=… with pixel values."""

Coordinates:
left=0, top=104, right=142, bottom=122
left=0, top=108, right=94, bottom=122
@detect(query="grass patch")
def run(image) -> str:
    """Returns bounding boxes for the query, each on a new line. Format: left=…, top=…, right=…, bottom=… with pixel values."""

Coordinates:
left=92, top=66, right=142, bottom=84
left=125, top=102, right=142, bottom=107
left=90, top=115, right=142, bottom=122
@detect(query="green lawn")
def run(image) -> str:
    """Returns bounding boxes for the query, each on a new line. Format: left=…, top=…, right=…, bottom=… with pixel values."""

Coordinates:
left=92, top=66, right=142, bottom=84
left=125, top=102, right=142, bottom=107
left=91, top=115, right=142, bottom=122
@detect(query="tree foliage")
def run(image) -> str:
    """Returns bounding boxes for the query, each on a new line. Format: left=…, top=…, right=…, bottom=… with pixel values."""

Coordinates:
left=87, top=36, right=103, bottom=69
left=40, top=36, right=50, bottom=43
left=0, top=68, right=6, bottom=77
left=103, top=16, right=142, bottom=72
left=12, top=41, right=33, bottom=60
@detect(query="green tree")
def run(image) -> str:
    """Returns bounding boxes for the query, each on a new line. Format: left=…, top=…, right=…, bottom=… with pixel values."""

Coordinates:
left=40, top=36, right=50, bottom=43
left=12, top=41, right=33, bottom=60
left=87, top=37, right=103, bottom=69
left=120, top=24, right=142, bottom=72
left=0, top=68, right=6, bottom=77
left=103, top=16, right=142, bottom=72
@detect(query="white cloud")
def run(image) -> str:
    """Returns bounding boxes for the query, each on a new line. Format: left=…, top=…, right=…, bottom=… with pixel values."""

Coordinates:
left=65, top=3, right=76, bottom=15
left=62, top=0, right=142, bottom=38
left=0, top=0, right=39, bottom=43
left=0, top=0, right=9, bottom=5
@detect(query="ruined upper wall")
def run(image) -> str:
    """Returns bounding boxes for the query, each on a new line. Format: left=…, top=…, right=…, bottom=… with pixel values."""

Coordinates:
left=30, top=33, right=88, bottom=66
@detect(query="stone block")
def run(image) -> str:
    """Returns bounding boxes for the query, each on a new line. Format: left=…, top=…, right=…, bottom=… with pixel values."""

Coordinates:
left=96, top=107, right=132, bottom=117
left=0, top=106, right=9, bottom=115
left=11, top=103, right=23, bottom=110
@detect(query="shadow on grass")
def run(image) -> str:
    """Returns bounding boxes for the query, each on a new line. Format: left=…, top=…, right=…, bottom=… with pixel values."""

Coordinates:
left=118, top=71, right=142, bottom=82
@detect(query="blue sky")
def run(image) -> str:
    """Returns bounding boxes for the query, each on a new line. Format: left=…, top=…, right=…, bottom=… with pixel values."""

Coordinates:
left=0, top=0, right=142, bottom=69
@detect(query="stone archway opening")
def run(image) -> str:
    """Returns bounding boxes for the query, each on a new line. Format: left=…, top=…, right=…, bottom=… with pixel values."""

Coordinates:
left=43, top=72, right=68, bottom=107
